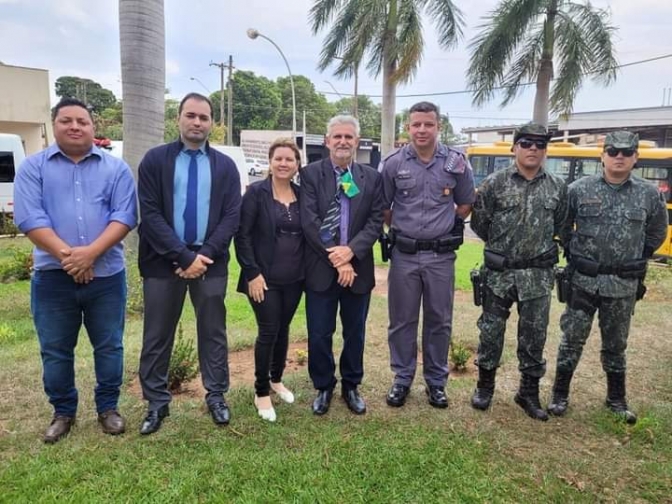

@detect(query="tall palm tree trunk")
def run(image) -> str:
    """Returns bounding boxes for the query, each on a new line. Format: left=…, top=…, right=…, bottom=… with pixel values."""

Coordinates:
left=380, top=0, right=399, bottom=156
left=119, top=0, right=165, bottom=250
left=533, top=0, right=558, bottom=126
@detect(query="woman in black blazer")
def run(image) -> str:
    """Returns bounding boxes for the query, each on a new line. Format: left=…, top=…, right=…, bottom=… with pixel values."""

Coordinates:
left=235, top=139, right=304, bottom=422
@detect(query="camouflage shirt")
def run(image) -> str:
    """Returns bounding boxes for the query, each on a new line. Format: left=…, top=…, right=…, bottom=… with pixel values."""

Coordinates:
left=471, top=164, right=568, bottom=301
left=562, top=173, right=668, bottom=298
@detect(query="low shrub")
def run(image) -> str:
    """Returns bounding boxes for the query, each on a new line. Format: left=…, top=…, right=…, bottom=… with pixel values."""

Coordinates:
left=0, top=247, right=33, bottom=282
left=168, top=323, right=199, bottom=391
left=450, top=341, right=471, bottom=371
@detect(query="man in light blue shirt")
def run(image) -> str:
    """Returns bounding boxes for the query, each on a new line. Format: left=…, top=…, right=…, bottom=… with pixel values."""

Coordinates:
left=13, top=98, right=137, bottom=444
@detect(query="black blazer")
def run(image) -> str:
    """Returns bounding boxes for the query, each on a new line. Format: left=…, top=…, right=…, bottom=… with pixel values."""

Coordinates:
left=137, top=140, right=241, bottom=278
left=234, top=178, right=302, bottom=294
left=299, top=159, right=384, bottom=294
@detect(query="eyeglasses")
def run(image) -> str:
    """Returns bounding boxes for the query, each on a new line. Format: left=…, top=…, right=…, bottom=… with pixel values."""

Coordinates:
left=605, top=147, right=635, bottom=158
left=516, top=139, right=548, bottom=150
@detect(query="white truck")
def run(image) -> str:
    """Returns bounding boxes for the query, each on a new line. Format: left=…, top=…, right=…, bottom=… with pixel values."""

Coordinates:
left=0, top=133, right=25, bottom=214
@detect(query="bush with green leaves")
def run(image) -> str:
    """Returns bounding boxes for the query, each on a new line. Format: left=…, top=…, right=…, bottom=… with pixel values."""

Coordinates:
left=125, top=260, right=144, bottom=315
left=0, top=247, right=33, bottom=282
left=168, top=323, right=199, bottom=391
left=0, top=212, right=19, bottom=236
left=450, top=341, right=471, bottom=371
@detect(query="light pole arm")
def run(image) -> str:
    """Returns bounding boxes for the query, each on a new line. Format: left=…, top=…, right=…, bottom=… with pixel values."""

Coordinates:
left=256, top=33, right=296, bottom=136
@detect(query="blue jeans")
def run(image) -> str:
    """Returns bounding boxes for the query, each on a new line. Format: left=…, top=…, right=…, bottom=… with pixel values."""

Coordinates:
left=31, top=270, right=127, bottom=416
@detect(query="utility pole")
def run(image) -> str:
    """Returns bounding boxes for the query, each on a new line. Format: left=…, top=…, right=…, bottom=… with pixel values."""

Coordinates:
left=227, top=55, right=233, bottom=146
left=210, top=58, right=235, bottom=145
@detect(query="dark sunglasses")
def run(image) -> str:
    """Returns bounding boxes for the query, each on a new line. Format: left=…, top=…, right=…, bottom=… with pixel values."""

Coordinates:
left=516, top=139, right=548, bottom=150
left=605, top=147, right=635, bottom=158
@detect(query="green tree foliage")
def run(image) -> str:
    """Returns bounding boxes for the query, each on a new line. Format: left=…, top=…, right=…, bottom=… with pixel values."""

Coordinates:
left=95, top=102, right=124, bottom=140
left=334, top=96, right=381, bottom=139
left=55, top=76, right=118, bottom=113
left=164, top=98, right=180, bottom=143
left=276, top=75, right=337, bottom=134
left=211, top=71, right=281, bottom=144
left=467, top=0, right=618, bottom=125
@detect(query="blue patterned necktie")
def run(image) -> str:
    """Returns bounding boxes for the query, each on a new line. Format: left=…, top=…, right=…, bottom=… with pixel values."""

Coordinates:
left=183, top=149, right=199, bottom=244
left=319, top=167, right=344, bottom=245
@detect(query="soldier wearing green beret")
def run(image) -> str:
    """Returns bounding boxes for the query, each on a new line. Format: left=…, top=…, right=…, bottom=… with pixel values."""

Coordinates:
left=471, top=122, right=567, bottom=421
left=548, top=130, right=668, bottom=424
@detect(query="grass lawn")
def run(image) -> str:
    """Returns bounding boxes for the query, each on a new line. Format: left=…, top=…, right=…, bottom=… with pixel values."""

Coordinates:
left=1, top=236, right=671, bottom=502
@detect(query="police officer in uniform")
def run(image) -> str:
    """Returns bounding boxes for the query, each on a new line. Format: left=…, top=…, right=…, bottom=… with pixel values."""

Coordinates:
left=381, top=101, right=475, bottom=409
left=470, top=123, right=567, bottom=421
left=548, top=131, right=668, bottom=424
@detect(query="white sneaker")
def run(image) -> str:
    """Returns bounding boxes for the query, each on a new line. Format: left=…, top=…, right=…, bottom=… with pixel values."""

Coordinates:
left=271, top=383, right=295, bottom=404
left=254, top=396, right=276, bottom=422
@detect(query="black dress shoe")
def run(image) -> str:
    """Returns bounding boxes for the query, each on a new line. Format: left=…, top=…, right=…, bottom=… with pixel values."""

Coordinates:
left=386, top=384, right=410, bottom=407
left=426, top=386, right=448, bottom=409
left=208, top=401, right=230, bottom=425
left=140, top=405, right=170, bottom=436
left=342, top=388, right=367, bottom=415
left=312, top=389, right=333, bottom=416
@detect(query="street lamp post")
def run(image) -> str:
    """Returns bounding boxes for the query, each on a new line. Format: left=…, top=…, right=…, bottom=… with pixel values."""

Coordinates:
left=246, top=28, right=296, bottom=136
left=189, top=77, right=211, bottom=94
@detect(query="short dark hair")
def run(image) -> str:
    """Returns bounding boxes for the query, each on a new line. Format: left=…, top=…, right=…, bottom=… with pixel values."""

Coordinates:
left=409, top=101, right=440, bottom=119
left=179, top=92, right=213, bottom=118
left=51, top=97, right=93, bottom=121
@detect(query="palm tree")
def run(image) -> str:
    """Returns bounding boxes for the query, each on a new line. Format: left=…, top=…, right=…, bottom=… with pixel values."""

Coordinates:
left=467, top=0, right=618, bottom=127
left=310, top=0, right=464, bottom=155
left=119, top=0, right=166, bottom=179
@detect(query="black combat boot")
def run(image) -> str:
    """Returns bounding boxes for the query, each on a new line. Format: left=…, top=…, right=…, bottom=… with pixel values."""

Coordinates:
left=471, top=367, right=496, bottom=411
left=514, top=374, right=549, bottom=421
left=605, top=372, right=637, bottom=424
left=547, top=370, right=574, bottom=417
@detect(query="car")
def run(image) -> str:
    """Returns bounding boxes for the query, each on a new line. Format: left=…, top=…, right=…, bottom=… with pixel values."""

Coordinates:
left=246, top=157, right=269, bottom=176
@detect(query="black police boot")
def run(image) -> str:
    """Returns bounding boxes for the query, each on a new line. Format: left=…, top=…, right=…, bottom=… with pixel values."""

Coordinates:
left=605, top=372, right=637, bottom=424
left=514, top=374, right=549, bottom=422
left=471, top=367, right=496, bottom=411
left=547, top=370, right=573, bottom=417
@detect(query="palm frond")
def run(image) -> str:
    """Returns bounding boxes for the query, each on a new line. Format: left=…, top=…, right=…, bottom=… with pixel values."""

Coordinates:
left=393, top=0, right=424, bottom=84
left=467, top=0, right=549, bottom=107
left=550, top=12, right=589, bottom=115
left=309, top=0, right=344, bottom=34
left=499, top=25, right=545, bottom=107
left=425, top=0, right=465, bottom=49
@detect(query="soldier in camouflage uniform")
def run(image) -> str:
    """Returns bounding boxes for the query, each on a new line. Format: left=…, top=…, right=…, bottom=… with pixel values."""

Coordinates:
left=548, top=131, right=668, bottom=424
left=470, top=123, right=567, bottom=421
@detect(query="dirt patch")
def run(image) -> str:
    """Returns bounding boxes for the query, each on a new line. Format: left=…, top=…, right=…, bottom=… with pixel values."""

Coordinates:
left=128, top=341, right=308, bottom=400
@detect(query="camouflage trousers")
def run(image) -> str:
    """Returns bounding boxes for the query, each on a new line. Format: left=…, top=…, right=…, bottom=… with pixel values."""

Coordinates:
left=555, top=287, right=636, bottom=374
left=476, top=287, right=550, bottom=378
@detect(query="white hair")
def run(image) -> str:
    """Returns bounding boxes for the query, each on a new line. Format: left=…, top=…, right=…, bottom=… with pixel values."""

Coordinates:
left=326, top=115, right=360, bottom=137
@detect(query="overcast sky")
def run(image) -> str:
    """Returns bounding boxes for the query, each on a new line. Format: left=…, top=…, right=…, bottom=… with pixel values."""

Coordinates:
left=1, top=0, right=671, bottom=133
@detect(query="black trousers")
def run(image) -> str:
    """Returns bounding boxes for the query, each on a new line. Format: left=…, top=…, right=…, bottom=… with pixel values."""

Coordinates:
left=139, top=275, right=229, bottom=410
left=249, top=281, right=304, bottom=396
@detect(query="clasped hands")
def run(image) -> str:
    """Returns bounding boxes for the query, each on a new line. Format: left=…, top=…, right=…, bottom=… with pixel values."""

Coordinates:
left=175, top=254, right=213, bottom=279
left=326, top=245, right=356, bottom=288
left=60, top=246, right=96, bottom=284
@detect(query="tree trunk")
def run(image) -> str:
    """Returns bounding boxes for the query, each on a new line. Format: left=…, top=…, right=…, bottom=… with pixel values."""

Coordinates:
left=532, top=0, right=557, bottom=126
left=119, top=0, right=165, bottom=250
left=380, top=0, right=398, bottom=156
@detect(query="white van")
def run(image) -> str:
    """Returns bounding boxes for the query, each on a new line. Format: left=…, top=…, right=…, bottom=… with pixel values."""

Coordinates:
left=210, top=145, right=250, bottom=194
left=0, top=133, right=26, bottom=213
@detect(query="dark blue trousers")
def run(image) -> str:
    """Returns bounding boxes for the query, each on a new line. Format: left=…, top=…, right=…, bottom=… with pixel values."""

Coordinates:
left=306, top=283, right=370, bottom=391
left=31, top=270, right=127, bottom=417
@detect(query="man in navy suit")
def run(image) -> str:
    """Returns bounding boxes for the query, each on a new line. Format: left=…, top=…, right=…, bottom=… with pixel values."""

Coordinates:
left=136, top=93, right=241, bottom=434
left=300, top=115, right=384, bottom=415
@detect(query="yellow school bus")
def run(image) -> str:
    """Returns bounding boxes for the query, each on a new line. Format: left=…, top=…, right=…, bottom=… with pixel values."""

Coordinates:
left=466, top=141, right=672, bottom=258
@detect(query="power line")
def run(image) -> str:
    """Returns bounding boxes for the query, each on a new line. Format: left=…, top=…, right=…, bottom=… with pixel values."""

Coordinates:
left=317, top=53, right=672, bottom=99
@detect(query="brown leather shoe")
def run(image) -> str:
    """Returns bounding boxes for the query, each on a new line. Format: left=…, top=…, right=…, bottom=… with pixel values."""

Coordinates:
left=98, top=410, right=126, bottom=435
left=43, top=416, right=75, bottom=444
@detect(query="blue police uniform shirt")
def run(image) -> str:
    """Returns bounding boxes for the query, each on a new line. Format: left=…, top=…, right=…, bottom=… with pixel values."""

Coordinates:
left=13, top=143, right=138, bottom=277
left=173, top=144, right=212, bottom=245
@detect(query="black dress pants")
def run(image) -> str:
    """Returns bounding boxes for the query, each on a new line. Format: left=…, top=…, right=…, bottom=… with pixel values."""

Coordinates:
left=249, top=281, right=303, bottom=396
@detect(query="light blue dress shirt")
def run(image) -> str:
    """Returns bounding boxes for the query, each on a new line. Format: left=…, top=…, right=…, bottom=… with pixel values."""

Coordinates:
left=173, top=145, right=211, bottom=245
left=13, top=143, right=138, bottom=276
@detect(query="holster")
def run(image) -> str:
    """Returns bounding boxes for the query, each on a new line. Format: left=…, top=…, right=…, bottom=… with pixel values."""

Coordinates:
left=554, top=266, right=571, bottom=304
left=470, top=268, right=485, bottom=306
left=484, top=250, right=507, bottom=271
left=379, top=232, right=392, bottom=262
left=636, top=278, right=647, bottom=301
left=394, top=234, right=418, bottom=254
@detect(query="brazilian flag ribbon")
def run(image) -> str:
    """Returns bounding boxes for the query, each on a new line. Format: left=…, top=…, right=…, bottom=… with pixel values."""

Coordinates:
left=339, top=170, right=360, bottom=198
